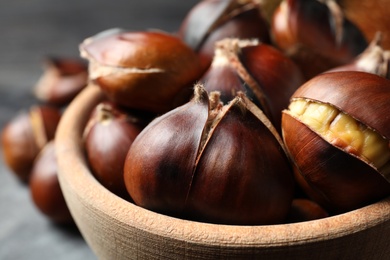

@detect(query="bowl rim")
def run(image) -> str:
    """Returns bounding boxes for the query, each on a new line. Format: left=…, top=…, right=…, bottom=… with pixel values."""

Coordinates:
left=55, top=84, right=390, bottom=248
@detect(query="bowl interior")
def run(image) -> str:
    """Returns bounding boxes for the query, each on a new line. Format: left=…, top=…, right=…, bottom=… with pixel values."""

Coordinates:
left=55, top=85, right=390, bottom=260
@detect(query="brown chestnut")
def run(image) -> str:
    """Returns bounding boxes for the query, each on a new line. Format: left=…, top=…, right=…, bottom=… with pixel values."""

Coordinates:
left=327, top=32, right=390, bottom=79
left=83, top=101, right=153, bottom=198
left=30, top=141, right=73, bottom=224
left=339, top=0, right=390, bottom=50
left=178, top=0, right=271, bottom=70
left=200, top=38, right=305, bottom=132
left=286, top=198, right=329, bottom=223
left=271, top=0, right=367, bottom=79
left=79, top=29, right=204, bottom=114
left=34, top=56, right=88, bottom=106
left=124, top=84, right=294, bottom=225
left=282, top=71, right=390, bottom=213
left=1, top=105, right=62, bottom=182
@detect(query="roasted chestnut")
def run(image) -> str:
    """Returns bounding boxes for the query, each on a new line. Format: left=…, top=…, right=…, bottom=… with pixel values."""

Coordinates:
left=271, top=0, right=367, bottom=79
left=200, top=38, right=304, bottom=132
left=124, top=84, right=294, bottom=225
left=34, top=56, right=88, bottom=106
left=30, top=141, right=73, bottom=224
left=282, top=71, right=390, bottom=213
left=83, top=101, right=153, bottom=198
left=178, top=0, right=270, bottom=70
left=79, top=29, right=204, bottom=114
left=327, top=32, right=390, bottom=79
left=1, top=105, right=62, bottom=182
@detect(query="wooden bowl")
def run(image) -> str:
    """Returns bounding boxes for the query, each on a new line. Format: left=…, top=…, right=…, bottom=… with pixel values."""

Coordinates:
left=55, top=85, right=390, bottom=260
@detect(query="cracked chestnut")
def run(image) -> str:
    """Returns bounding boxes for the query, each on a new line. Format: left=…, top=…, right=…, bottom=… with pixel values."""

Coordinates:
left=200, top=38, right=304, bottom=132
left=282, top=71, right=390, bottom=213
left=124, top=84, right=294, bottom=225
left=79, top=29, right=204, bottom=114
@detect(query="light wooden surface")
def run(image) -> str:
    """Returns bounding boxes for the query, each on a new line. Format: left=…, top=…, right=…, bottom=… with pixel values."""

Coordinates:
left=0, top=1, right=197, bottom=259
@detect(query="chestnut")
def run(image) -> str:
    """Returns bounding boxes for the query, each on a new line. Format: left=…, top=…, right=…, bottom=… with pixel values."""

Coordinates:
left=34, top=56, right=88, bottom=106
left=124, top=84, right=294, bottom=225
left=200, top=38, right=305, bottom=132
left=271, top=0, right=367, bottom=79
left=1, top=105, right=62, bottom=182
left=340, top=0, right=390, bottom=50
left=79, top=29, right=204, bottom=114
left=83, top=101, right=153, bottom=198
left=281, top=71, right=390, bottom=213
left=30, top=141, right=73, bottom=224
left=178, top=0, right=270, bottom=70
left=327, top=32, right=390, bottom=79
left=286, top=198, right=329, bottom=223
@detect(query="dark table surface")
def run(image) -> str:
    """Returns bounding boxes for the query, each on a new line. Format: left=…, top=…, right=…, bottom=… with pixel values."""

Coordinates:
left=0, top=1, right=198, bottom=259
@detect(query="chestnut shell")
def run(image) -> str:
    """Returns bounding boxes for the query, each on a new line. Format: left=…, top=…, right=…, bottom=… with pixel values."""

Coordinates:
left=282, top=71, right=390, bottom=213
left=291, top=71, right=390, bottom=139
left=1, top=106, right=61, bottom=181
left=178, top=0, right=270, bottom=69
left=271, top=0, right=367, bottom=79
left=34, top=56, right=88, bottom=106
left=201, top=39, right=304, bottom=132
left=124, top=86, right=294, bottom=225
left=80, top=30, right=204, bottom=114
left=84, top=101, right=152, bottom=198
left=30, top=141, right=73, bottom=224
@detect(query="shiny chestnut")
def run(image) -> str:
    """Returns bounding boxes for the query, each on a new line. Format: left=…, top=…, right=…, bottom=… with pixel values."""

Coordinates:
left=327, top=33, right=390, bottom=79
left=282, top=71, right=390, bottom=213
left=178, top=0, right=270, bottom=70
left=1, top=105, right=61, bottom=182
left=34, top=56, right=88, bottom=106
left=124, top=85, right=294, bottom=225
left=80, top=29, right=204, bottom=114
left=271, top=0, right=367, bottom=79
left=286, top=198, right=329, bottom=223
left=83, top=101, right=153, bottom=198
left=340, top=0, right=390, bottom=50
left=201, top=38, right=304, bottom=131
left=30, top=141, right=73, bottom=224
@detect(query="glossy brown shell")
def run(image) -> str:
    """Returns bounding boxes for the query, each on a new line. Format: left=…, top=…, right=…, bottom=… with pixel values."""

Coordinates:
left=282, top=112, right=390, bottom=213
left=80, top=30, right=204, bottom=113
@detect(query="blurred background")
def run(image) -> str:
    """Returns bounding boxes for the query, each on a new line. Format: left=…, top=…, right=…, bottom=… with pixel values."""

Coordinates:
left=0, top=1, right=197, bottom=259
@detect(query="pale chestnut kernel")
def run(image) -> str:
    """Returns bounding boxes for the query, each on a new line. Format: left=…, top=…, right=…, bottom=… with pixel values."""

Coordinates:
left=287, top=98, right=390, bottom=175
